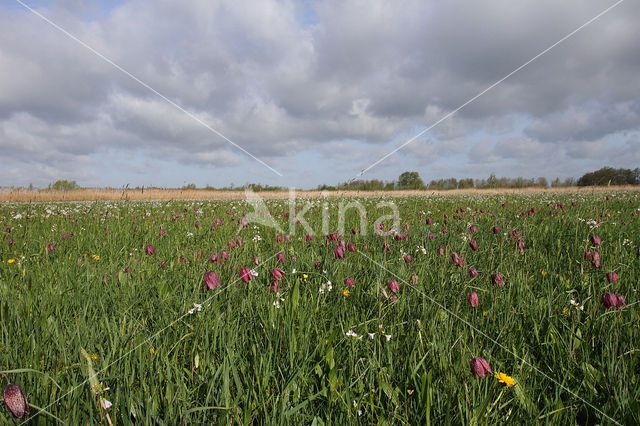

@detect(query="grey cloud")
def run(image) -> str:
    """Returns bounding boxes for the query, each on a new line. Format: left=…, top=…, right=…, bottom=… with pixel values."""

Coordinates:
left=525, top=101, right=640, bottom=142
left=0, top=0, right=639, bottom=187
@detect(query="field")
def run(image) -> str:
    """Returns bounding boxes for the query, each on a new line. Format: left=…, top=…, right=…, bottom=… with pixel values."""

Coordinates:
left=1, top=192, right=639, bottom=424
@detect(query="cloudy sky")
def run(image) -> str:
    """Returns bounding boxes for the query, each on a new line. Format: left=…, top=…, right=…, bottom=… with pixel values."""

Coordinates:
left=1, top=0, right=639, bottom=189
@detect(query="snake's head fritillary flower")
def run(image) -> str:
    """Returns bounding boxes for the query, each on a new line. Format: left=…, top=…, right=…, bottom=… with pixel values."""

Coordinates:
left=204, top=271, right=221, bottom=290
left=209, top=253, right=218, bottom=263
left=305, top=234, right=313, bottom=242
left=239, top=267, right=253, bottom=283
left=284, top=235, right=290, bottom=241
left=469, top=240, right=478, bottom=251
left=438, top=247, right=445, bottom=256
left=491, top=273, right=505, bottom=286
left=276, top=235, right=283, bottom=243
left=584, top=251, right=592, bottom=260
left=603, top=292, right=618, bottom=308
left=159, top=228, right=166, bottom=237
left=470, top=357, right=492, bottom=379
left=428, top=232, right=435, bottom=240
left=3, top=383, right=29, bottom=419
left=334, top=245, right=345, bottom=259
left=254, top=256, right=260, bottom=265
left=387, top=280, right=399, bottom=294
left=404, top=255, right=413, bottom=263
left=7, top=237, right=14, bottom=246
left=270, top=281, right=279, bottom=292
left=221, top=250, right=229, bottom=261
left=47, top=243, right=55, bottom=253
left=314, top=261, right=321, bottom=269
left=451, top=252, right=464, bottom=268
left=606, top=272, right=619, bottom=283
left=411, top=274, right=419, bottom=285
left=493, top=226, right=499, bottom=234
left=426, top=217, right=433, bottom=225
left=591, top=235, right=601, bottom=246
left=145, top=245, right=154, bottom=255
left=467, top=292, right=479, bottom=307
left=468, top=268, right=478, bottom=278
left=603, top=293, right=626, bottom=308
left=345, top=277, right=355, bottom=287
left=383, top=242, right=390, bottom=252
left=276, top=252, right=286, bottom=263
left=469, top=225, right=477, bottom=233
left=591, top=251, right=601, bottom=268
left=271, top=268, right=284, bottom=281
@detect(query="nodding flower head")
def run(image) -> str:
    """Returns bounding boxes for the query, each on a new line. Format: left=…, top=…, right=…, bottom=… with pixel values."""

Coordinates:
left=204, top=271, right=221, bottom=290
left=467, top=292, right=479, bottom=307
left=491, top=273, right=505, bottom=287
left=271, top=268, right=284, bottom=281
left=239, top=267, right=253, bottom=283
left=387, top=280, right=399, bottom=294
left=606, top=272, right=619, bottom=283
left=451, top=252, right=464, bottom=268
left=3, top=381, right=29, bottom=419
left=469, top=357, right=492, bottom=379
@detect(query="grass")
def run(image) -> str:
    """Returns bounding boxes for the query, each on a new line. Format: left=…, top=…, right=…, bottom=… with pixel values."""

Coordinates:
left=0, top=192, right=638, bottom=424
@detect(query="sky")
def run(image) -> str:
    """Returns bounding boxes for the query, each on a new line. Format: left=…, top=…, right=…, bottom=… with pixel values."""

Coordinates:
left=1, top=0, right=639, bottom=189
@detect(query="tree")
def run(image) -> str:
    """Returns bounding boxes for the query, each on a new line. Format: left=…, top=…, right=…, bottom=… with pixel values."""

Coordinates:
left=486, top=174, right=498, bottom=189
left=577, top=167, right=639, bottom=186
left=49, top=180, right=78, bottom=191
left=536, top=177, right=548, bottom=188
left=397, top=171, right=425, bottom=189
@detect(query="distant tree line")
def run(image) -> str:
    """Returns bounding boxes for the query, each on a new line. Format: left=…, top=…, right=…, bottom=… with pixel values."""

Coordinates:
left=316, top=167, right=639, bottom=191
left=13, top=166, right=639, bottom=192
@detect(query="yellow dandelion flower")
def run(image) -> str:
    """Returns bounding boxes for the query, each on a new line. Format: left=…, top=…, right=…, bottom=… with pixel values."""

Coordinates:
left=92, top=353, right=98, bottom=361
left=302, top=274, right=308, bottom=279
left=482, top=311, right=488, bottom=317
left=342, top=289, right=350, bottom=297
left=150, top=347, right=156, bottom=355
left=92, top=254, right=100, bottom=261
left=541, top=270, right=547, bottom=276
left=7, top=259, right=15, bottom=264
left=495, top=372, right=515, bottom=387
